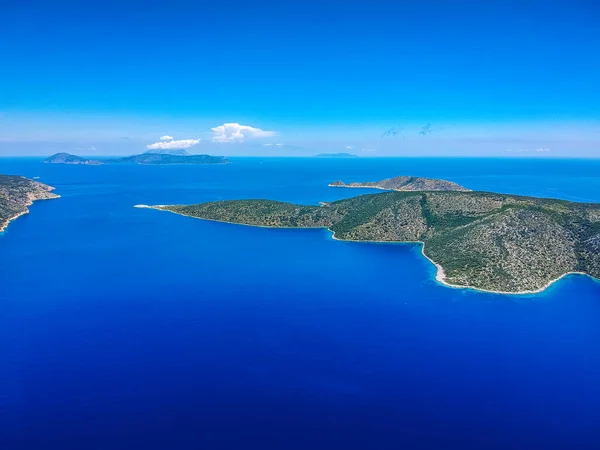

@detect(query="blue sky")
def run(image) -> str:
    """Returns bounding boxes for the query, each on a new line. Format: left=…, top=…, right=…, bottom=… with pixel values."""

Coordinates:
left=1, top=0, right=599, bottom=156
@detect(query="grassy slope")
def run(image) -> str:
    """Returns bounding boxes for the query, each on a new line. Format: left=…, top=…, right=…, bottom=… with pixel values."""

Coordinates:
left=156, top=191, right=600, bottom=292
left=0, top=175, right=58, bottom=231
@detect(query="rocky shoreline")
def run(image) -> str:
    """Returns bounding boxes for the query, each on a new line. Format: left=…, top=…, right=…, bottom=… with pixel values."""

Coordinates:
left=140, top=190, right=600, bottom=294
left=0, top=175, right=60, bottom=232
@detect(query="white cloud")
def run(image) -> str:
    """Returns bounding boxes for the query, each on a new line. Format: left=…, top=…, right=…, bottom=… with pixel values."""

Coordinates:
left=345, top=145, right=354, bottom=150
left=146, top=138, right=201, bottom=150
left=535, top=148, right=550, bottom=152
left=211, top=123, right=276, bottom=142
left=263, top=143, right=284, bottom=147
left=361, top=147, right=376, bottom=152
left=160, top=135, right=174, bottom=141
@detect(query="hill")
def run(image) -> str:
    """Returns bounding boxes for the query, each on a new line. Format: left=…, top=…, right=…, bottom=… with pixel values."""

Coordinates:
left=144, top=191, right=600, bottom=293
left=44, top=153, right=103, bottom=165
left=111, top=153, right=230, bottom=165
left=0, top=175, right=59, bottom=232
left=143, top=149, right=190, bottom=156
left=329, top=176, right=469, bottom=192
left=43, top=152, right=230, bottom=165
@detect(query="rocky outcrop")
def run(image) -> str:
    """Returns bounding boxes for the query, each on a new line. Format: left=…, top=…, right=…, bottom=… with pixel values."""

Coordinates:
left=0, top=175, right=59, bottom=232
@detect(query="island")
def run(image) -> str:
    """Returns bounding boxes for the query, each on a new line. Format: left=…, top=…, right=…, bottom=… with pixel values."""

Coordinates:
left=140, top=190, right=600, bottom=294
left=315, top=153, right=358, bottom=158
left=0, top=175, right=59, bottom=232
left=44, top=153, right=103, bottom=165
left=111, top=153, right=230, bottom=165
left=143, top=149, right=190, bottom=156
left=43, top=151, right=230, bottom=165
left=329, top=176, right=469, bottom=192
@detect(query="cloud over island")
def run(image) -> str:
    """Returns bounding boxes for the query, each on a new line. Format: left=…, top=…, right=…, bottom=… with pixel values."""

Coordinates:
left=211, top=123, right=276, bottom=142
left=144, top=124, right=277, bottom=151
left=146, top=136, right=201, bottom=150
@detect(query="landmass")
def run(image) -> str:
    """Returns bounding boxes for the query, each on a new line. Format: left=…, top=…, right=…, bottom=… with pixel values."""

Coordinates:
left=143, top=149, right=190, bottom=156
left=110, top=152, right=230, bottom=165
left=329, top=176, right=469, bottom=192
left=141, top=191, right=600, bottom=294
left=44, top=153, right=103, bottom=165
left=315, top=153, right=358, bottom=158
left=0, top=175, right=60, bottom=232
left=43, top=152, right=230, bottom=165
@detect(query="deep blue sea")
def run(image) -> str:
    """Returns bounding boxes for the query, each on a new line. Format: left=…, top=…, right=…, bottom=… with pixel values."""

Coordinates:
left=1, top=157, right=600, bottom=450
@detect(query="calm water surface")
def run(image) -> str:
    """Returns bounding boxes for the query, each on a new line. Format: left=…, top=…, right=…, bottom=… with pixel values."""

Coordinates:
left=1, top=157, right=600, bottom=449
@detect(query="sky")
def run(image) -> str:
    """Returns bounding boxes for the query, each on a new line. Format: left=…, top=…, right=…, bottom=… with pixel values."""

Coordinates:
left=1, top=0, right=599, bottom=157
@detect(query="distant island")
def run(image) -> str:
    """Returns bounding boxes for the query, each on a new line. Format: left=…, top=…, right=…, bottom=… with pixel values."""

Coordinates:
left=140, top=189, right=600, bottom=294
left=329, top=176, right=469, bottom=192
left=0, top=175, right=59, bottom=232
left=44, top=153, right=103, bottom=165
left=110, top=153, right=230, bottom=165
left=314, top=153, right=358, bottom=158
left=43, top=151, right=230, bottom=165
left=142, top=149, right=190, bottom=156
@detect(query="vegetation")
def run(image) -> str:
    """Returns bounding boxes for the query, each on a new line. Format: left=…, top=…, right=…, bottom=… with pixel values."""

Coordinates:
left=329, top=175, right=469, bottom=192
left=0, top=175, right=59, bottom=232
left=44, top=152, right=230, bottom=165
left=44, top=153, right=103, bottom=165
left=163, top=200, right=336, bottom=228
left=151, top=190, right=600, bottom=293
left=110, top=153, right=230, bottom=165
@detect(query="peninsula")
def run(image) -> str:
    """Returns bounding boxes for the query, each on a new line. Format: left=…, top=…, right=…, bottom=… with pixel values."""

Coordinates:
left=329, top=176, right=469, bottom=192
left=142, top=191, right=600, bottom=294
left=44, top=153, right=103, bottom=165
left=0, top=175, right=59, bottom=232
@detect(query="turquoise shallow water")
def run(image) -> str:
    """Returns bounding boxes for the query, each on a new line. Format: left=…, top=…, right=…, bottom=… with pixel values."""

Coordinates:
left=1, top=157, right=600, bottom=449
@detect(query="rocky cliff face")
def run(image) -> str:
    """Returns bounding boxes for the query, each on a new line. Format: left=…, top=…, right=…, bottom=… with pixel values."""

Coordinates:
left=0, top=175, right=59, bottom=232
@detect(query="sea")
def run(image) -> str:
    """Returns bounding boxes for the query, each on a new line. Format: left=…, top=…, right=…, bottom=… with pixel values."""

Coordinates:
left=1, top=157, right=600, bottom=450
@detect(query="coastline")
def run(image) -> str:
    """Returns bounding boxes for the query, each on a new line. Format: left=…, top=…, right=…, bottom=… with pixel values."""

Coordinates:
left=0, top=210, right=29, bottom=233
left=140, top=204, right=599, bottom=295
left=136, top=205, right=320, bottom=230
left=0, top=192, right=60, bottom=234
left=417, top=242, right=591, bottom=296
left=328, top=230, right=595, bottom=295
left=328, top=184, right=391, bottom=191
left=328, top=184, right=472, bottom=193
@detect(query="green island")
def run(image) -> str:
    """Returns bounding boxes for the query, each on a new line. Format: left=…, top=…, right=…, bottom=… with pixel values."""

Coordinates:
left=110, top=152, right=229, bottom=165
left=44, top=153, right=104, bottom=165
left=329, top=176, right=469, bottom=192
left=44, top=152, right=230, bottom=165
left=141, top=189, right=600, bottom=294
left=0, top=175, right=59, bottom=232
